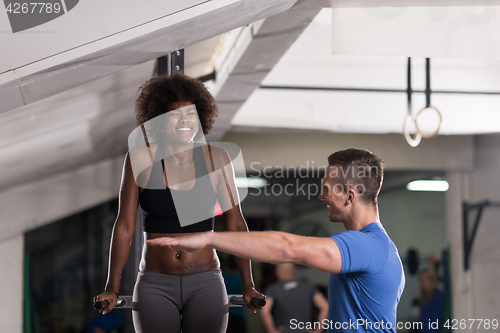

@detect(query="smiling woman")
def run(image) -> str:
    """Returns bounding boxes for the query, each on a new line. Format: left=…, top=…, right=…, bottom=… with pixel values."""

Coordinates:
left=92, top=72, right=264, bottom=333
left=134, top=72, right=218, bottom=138
left=162, top=102, right=200, bottom=147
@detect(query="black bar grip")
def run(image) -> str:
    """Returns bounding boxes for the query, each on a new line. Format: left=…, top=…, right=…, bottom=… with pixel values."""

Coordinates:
left=93, top=300, right=109, bottom=310
left=251, top=297, right=266, bottom=307
left=229, top=295, right=266, bottom=307
left=93, top=297, right=128, bottom=311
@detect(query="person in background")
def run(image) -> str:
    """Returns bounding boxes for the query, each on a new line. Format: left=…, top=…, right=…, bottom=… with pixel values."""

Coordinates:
left=418, top=267, right=444, bottom=332
left=261, top=263, right=329, bottom=333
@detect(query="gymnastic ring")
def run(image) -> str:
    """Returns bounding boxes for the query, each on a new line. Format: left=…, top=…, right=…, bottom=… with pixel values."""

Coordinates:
left=403, top=114, right=422, bottom=148
left=414, top=105, right=442, bottom=139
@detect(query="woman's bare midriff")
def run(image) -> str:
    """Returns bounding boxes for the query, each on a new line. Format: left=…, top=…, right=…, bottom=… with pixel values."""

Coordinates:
left=144, top=232, right=220, bottom=274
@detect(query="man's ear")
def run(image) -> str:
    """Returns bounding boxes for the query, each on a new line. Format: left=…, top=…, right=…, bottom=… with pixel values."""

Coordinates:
left=346, top=188, right=355, bottom=205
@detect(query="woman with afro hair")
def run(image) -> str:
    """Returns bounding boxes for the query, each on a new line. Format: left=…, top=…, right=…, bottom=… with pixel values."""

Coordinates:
left=93, top=72, right=264, bottom=333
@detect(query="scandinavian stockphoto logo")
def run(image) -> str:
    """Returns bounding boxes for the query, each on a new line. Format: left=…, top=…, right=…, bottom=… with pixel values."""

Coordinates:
left=4, top=0, right=79, bottom=33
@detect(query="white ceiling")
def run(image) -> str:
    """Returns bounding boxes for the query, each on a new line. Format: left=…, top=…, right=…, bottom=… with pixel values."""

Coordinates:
left=231, top=8, right=500, bottom=135
left=0, top=0, right=313, bottom=191
left=3, top=0, right=500, bottom=194
left=0, top=0, right=295, bottom=114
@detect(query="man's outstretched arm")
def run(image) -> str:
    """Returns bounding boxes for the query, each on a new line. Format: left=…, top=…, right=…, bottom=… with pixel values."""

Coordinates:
left=146, top=231, right=342, bottom=274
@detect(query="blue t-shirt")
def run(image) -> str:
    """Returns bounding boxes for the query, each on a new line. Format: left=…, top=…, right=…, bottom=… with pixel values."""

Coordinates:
left=328, top=222, right=405, bottom=333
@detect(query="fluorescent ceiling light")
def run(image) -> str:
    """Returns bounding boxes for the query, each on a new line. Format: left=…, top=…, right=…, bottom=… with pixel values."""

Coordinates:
left=235, top=177, right=267, bottom=188
left=407, top=180, right=449, bottom=192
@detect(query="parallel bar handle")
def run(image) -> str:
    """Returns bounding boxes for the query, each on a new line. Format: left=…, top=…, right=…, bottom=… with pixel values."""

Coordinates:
left=229, top=295, right=266, bottom=307
left=93, top=295, right=266, bottom=310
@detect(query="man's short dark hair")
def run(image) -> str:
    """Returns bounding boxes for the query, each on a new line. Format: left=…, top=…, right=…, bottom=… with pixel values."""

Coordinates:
left=327, top=148, right=385, bottom=207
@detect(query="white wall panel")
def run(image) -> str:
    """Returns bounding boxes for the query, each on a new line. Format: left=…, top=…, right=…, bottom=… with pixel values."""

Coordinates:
left=331, top=6, right=500, bottom=60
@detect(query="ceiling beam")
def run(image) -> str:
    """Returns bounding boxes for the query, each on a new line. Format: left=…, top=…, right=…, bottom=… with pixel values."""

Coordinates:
left=207, top=0, right=323, bottom=141
left=0, top=0, right=296, bottom=115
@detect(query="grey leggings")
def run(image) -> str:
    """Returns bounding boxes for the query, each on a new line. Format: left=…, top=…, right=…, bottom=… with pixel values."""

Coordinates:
left=132, top=269, right=228, bottom=333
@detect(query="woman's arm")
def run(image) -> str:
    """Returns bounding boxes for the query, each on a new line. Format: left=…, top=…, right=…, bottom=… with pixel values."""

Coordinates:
left=223, top=204, right=265, bottom=311
left=222, top=204, right=252, bottom=287
left=96, top=152, right=138, bottom=314
left=213, top=145, right=265, bottom=312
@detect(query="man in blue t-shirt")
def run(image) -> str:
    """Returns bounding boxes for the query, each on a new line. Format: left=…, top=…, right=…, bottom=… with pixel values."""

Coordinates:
left=148, top=148, right=406, bottom=332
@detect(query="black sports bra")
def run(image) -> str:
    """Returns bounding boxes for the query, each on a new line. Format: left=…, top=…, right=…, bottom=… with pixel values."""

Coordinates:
left=138, top=144, right=217, bottom=233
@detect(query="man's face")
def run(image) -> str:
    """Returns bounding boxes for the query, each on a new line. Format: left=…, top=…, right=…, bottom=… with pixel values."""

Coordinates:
left=319, top=165, right=349, bottom=223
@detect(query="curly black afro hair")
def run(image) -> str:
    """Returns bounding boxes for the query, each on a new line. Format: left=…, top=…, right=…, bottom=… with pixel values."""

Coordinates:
left=135, top=72, right=219, bottom=135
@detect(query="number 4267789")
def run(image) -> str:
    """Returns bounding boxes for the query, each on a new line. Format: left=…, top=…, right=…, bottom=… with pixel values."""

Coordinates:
left=6, top=3, right=62, bottom=14
left=444, top=319, right=498, bottom=330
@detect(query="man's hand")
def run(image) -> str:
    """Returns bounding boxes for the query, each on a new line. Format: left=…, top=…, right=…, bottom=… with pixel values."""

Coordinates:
left=146, top=232, right=211, bottom=252
left=242, top=286, right=266, bottom=313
